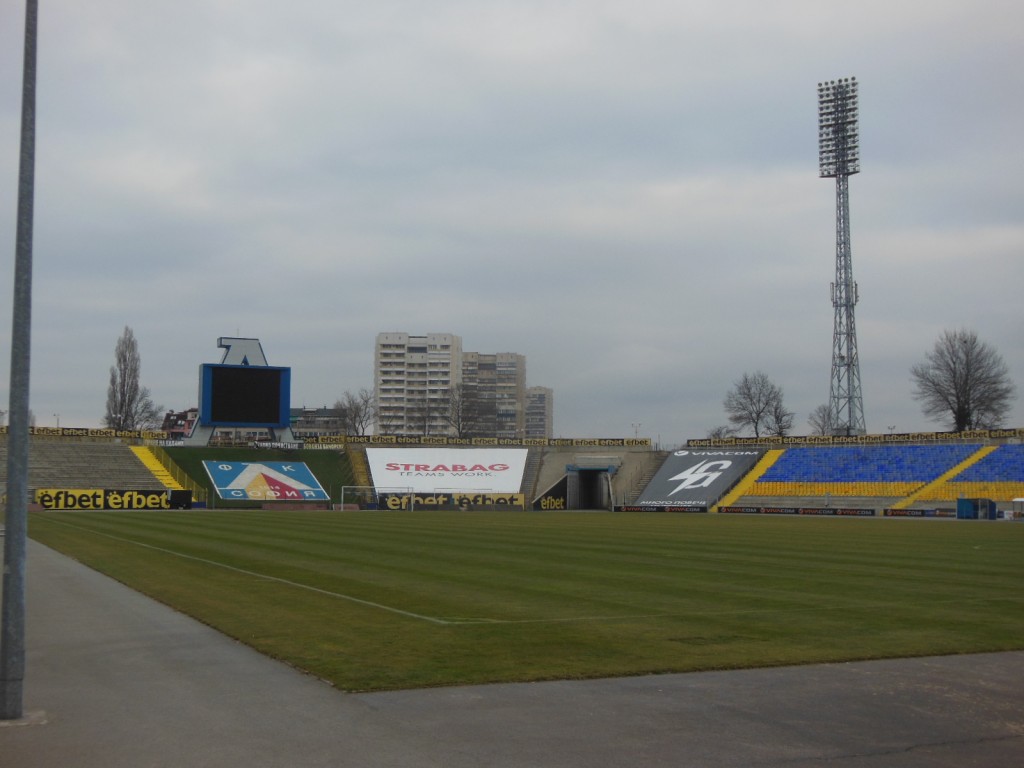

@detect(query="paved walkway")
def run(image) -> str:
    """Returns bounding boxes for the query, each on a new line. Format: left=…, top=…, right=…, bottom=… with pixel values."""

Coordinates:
left=3, top=540, right=1023, bottom=767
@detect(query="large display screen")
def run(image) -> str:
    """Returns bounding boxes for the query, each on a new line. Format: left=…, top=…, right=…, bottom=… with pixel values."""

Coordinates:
left=198, top=364, right=291, bottom=427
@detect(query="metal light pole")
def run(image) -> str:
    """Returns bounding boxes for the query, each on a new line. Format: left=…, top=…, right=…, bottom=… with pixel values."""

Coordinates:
left=2, top=0, right=39, bottom=721
left=818, top=77, right=866, bottom=436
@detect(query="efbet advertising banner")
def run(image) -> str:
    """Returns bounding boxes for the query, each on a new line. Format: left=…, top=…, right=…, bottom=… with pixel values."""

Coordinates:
left=203, top=461, right=329, bottom=501
left=35, top=488, right=187, bottom=510
left=377, top=492, right=526, bottom=511
left=365, top=448, right=528, bottom=493
left=633, top=449, right=764, bottom=509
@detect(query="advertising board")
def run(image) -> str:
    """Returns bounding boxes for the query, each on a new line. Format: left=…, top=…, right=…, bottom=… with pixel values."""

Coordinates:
left=633, top=449, right=764, bottom=509
left=203, top=461, right=329, bottom=501
left=365, top=448, right=528, bottom=493
left=34, top=488, right=191, bottom=510
left=377, top=492, right=526, bottom=511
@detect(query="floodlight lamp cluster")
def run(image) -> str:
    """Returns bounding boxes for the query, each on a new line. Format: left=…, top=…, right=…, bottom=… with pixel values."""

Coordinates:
left=818, top=77, right=860, bottom=178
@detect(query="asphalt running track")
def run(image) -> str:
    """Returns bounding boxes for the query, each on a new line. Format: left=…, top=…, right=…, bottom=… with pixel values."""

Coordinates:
left=2, top=540, right=1023, bottom=767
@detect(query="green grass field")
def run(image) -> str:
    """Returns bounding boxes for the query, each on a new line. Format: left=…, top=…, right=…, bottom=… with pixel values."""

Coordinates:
left=28, top=510, right=1024, bottom=692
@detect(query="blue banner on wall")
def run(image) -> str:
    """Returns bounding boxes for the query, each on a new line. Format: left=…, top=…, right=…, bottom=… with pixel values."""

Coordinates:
left=203, top=461, right=329, bottom=501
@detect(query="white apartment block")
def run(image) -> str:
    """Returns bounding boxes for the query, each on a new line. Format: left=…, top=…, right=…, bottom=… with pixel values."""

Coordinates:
left=375, top=332, right=462, bottom=436
left=374, top=333, right=549, bottom=438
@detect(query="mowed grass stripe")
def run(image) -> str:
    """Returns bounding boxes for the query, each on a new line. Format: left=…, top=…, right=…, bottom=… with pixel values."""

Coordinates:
left=28, top=511, right=1024, bottom=692
left=36, top=511, right=1021, bottom=617
left=32, top=511, right=1022, bottom=620
left=39, top=515, right=452, bottom=625
left=46, top=514, right=704, bottom=622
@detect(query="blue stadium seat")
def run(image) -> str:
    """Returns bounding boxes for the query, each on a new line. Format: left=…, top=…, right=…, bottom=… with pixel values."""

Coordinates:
left=759, top=445, right=980, bottom=484
left=952, top=444, right=1024, bottom=482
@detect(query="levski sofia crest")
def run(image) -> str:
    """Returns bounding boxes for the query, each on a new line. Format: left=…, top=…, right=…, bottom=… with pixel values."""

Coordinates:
left=203, top=461, right=329, bottom=501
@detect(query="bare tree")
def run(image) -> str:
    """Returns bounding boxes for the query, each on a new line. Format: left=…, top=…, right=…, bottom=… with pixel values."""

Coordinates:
left=371, top=388, right=401, bottom=435
left=103, top=326, right=163, bottom=430
left=807, top=404, right=831, bottom=435
left=334, top=388, right=374, bottom=435
left=766, top=396, right=795, bottom=437
left=707, top=425, right=736, bottom=440
left=405, top=396, right=434, bottom=436
left=723, top=371, right=791, bottom=438
left=910, top=328, right=1015, bottom=431
left=442, top=383, right=485, bottom=438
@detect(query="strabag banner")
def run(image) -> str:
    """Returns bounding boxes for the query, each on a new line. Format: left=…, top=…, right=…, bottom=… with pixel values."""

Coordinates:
left=366, top=448, right=528, bottom=493
left=203, top=461, right=329, bottom=501
left=633, top=449, right=764, bottom=509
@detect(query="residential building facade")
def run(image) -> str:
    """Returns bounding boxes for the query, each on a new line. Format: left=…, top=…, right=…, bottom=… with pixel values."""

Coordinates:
left=462, top=352, right=526, bottom=438
left=525, top=386, right=554, bottom=439
left=375, top=332, right=462, bottom=436
left=374, top=332, right=549, bottom=438
left=289, top=406, right=346, bottom=440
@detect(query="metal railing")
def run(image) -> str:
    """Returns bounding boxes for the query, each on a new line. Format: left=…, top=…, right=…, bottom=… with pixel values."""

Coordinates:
left=147, top=445, right=208, bottom=504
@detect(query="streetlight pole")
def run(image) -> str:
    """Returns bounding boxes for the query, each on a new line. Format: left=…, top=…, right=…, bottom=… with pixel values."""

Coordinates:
left=2, top=0, right=39, bottom=721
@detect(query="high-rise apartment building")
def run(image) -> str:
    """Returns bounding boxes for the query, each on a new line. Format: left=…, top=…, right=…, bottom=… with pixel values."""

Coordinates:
left=525, top=386, right=554, bottom=439
left=374, top=333, right=548, bottom=438
left=374, top=332, right=462, bottom=436
left=462, top=352, right=526, bottom=439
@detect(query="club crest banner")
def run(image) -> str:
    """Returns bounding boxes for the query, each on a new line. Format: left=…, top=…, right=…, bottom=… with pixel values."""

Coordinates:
left=203, top=461, right=329, bottom=501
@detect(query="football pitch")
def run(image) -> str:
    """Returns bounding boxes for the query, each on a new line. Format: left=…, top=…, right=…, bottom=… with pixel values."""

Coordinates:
left=28, top=510, right=1024, bottom=692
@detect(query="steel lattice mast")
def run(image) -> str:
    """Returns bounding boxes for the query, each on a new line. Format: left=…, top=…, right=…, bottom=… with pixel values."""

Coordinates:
left=818, top=77, right=866, bottom=436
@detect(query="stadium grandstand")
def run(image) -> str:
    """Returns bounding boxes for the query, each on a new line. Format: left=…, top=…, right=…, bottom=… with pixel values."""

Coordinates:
left=718, top=442, right=1024, bottom=515
left=0, top=437, right=179, bottom=492
left=743, top=444, right=981, bottom=504
left=3, top=428, right=1024, bottom=517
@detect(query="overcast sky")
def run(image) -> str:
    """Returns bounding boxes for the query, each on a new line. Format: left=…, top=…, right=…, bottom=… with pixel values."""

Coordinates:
left=1, top=1, right=1022, bottom=446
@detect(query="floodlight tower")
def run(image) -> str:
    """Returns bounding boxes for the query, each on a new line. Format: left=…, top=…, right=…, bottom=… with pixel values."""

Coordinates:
left=818, top=77, right=866, bottom=436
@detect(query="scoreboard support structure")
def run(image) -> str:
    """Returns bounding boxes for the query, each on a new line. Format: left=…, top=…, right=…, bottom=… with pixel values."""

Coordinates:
left=185, top=337, right=298, bottom=447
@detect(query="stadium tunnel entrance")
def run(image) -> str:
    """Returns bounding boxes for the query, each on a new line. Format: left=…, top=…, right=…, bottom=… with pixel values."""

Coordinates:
left=567, top=462, right=618, bottom=511
left=532, top=463, right=618, bottom=511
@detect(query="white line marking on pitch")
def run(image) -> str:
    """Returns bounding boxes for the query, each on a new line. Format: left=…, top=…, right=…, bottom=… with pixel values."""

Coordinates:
left=44, top=518, right=671, bottom=627
left=42, top=517, right=451, bottom=625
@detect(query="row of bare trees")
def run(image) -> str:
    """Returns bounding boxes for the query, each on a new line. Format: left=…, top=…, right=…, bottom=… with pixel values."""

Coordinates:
left=712, top=328, right=1016, bottom=438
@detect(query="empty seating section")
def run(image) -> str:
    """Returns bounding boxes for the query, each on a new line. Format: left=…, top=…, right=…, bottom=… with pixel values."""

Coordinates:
left=920, top=444, right=1024, bottom=501
left=750, top=444, right=981, bottom=499
left=0, top=438, right=164, bottom=491
left=749, top=480, right=919, bottom=498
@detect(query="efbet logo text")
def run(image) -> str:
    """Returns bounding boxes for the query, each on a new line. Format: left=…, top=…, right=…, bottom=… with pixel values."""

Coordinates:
left=35, top=488, right=172, bottom=510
